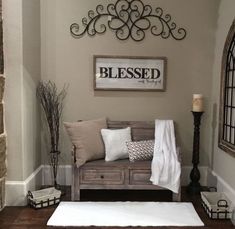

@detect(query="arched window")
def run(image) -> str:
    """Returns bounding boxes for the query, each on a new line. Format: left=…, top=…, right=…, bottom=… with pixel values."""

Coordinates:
left=219, top=19, right=235, bottom=156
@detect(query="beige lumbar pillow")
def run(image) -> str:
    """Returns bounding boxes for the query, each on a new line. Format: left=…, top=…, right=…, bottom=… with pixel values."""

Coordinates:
left=64, top=118, right=107, bottom=166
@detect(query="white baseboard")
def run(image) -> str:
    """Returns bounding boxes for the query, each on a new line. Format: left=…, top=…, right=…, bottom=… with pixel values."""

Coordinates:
left=7, top=164, right=234, bottom=206
left=5, top=165, right=71, bottom=206
left=210, top=169, right=235, bottom=206
left=5, top=165, right=43, bottom=206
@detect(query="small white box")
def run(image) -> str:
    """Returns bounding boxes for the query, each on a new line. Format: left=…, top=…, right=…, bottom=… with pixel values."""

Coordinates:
left=201, top=191, right=232, bottom=219
left=27, top=187, right=61, bottom=209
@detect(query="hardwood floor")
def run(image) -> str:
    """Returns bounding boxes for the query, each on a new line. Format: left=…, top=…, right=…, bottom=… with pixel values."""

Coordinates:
left=0, top=187, right=234, bottom=229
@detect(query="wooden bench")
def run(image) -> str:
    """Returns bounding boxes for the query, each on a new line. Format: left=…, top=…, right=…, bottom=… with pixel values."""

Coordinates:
left=71, top=120, right=181, bottom=201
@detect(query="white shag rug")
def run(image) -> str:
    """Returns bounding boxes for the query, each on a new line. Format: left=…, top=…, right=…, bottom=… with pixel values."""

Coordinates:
left=47, top=201, right=204, bottom=227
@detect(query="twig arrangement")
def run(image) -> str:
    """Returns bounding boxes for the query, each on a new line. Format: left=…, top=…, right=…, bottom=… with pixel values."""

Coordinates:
left=36, top=81, right=67, bottom=188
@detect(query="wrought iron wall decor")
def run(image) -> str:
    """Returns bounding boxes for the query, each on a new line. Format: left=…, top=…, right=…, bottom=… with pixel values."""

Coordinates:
left=70, top=0, right=187, bottom=42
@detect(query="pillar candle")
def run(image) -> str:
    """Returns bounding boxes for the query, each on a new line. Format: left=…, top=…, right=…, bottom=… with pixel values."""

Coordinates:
left=192, top=94, right=203, bottom=112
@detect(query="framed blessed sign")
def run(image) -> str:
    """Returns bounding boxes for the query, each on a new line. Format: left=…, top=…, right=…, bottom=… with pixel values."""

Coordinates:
left=94, top=56, right=167, bottom=91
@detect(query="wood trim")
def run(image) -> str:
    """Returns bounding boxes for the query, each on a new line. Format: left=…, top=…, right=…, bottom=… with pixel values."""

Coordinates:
left=107, top=120, right=155, bottom=141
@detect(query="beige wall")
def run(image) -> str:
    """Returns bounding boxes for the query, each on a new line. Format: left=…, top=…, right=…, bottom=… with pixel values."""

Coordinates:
left=41, top=0, right=219, bottom=165
left=4, top=0, right=41, bottom=181
left=22, top=0, right=41, bottom=180
left=4, top=0, right=24, bottom=181
left=4, top=0, right=228, bottom=182
left=5, top=0, right=235, bottom=205
left=211, top=0, right=235, bottom=190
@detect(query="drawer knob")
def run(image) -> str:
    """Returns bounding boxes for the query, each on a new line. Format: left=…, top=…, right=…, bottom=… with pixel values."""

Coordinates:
left=100, top=175, right=104, bottom=179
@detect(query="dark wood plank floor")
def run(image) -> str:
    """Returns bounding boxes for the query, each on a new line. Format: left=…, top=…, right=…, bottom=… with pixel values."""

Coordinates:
left=0, top=187, right=234, bottom=229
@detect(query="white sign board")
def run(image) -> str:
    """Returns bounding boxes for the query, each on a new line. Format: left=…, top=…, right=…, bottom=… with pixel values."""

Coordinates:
left=94, top=56, right=166, bottom=91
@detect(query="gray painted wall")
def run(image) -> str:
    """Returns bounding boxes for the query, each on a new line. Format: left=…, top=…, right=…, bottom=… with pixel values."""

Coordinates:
left=4, top=0, right=41, bottom=181
left=5, top=0, right=235, bottom=196
left=41, top=0, right=219, bottom=168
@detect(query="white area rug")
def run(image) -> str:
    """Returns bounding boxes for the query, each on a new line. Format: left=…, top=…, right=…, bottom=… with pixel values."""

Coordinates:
left=47, top=201, right=204, bottom=227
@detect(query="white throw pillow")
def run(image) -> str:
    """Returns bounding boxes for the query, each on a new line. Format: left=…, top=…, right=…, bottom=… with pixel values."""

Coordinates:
left=101, top=127, right=131, bottom=161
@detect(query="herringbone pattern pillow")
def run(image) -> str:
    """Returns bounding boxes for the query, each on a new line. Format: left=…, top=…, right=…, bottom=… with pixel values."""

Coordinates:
left=126, top=140, right=154, bottom=162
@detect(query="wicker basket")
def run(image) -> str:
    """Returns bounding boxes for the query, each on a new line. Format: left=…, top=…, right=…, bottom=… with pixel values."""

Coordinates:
left=201, top=191, right=232, bottom=219
left=27, top=187, right=61, bottom=209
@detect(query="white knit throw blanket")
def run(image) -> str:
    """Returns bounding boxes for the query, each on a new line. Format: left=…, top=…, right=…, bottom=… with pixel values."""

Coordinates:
left=150, top=120, right=181, bottom=193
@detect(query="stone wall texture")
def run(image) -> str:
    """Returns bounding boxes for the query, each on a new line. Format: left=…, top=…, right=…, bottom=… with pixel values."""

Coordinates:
left=0, top=0, right=3, bottom=75
left=0, top=0, right=5, bottom=211
left=0, top=177, right=4, bottom=210
left=0, top=133, right=6, bottom=177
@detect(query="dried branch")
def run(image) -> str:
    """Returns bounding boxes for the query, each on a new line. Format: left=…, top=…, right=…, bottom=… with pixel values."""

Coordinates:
left=36, top=81, right=67, bottom=187
left=37, top=81, right=67, bottom=152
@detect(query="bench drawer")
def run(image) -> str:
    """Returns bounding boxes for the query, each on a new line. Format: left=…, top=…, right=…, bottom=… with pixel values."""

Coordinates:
left=80, top=168, right=125, bottom=185
left=129, top=169, right=152, bottom=185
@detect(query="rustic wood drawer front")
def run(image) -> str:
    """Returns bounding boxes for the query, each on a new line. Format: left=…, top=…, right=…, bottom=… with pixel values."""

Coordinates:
left=80, top=169, right=125, bottom=185
left=130, top=169, right=152, bottom=185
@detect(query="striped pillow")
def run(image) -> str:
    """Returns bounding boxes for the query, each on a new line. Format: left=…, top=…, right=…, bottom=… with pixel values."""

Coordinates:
left=126, top=140, right=154, bottom=162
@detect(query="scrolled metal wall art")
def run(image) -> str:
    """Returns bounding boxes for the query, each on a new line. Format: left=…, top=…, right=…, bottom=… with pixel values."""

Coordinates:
left=70, top=0, right=187, bottom=42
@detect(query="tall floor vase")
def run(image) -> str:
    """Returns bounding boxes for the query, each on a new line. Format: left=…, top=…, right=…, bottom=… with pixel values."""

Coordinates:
left=50, top=150, right=60, bottom=189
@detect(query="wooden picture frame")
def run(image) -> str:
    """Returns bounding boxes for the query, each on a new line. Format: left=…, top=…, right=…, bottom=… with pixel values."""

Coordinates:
left=94, top=55, right=167, bottom=91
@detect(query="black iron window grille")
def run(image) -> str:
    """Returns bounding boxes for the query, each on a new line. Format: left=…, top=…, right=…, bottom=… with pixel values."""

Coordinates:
left=219, top=19, right=235, bottom=156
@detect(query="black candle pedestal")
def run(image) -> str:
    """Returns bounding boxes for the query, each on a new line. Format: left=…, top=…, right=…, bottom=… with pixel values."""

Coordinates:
left=187, top=111, right=204, bottom=195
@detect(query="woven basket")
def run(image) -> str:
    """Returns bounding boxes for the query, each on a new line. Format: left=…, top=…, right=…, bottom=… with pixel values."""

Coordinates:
left=201, top=191, right=232, bottom=219
left=27, top=187, right=61, bottom=209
